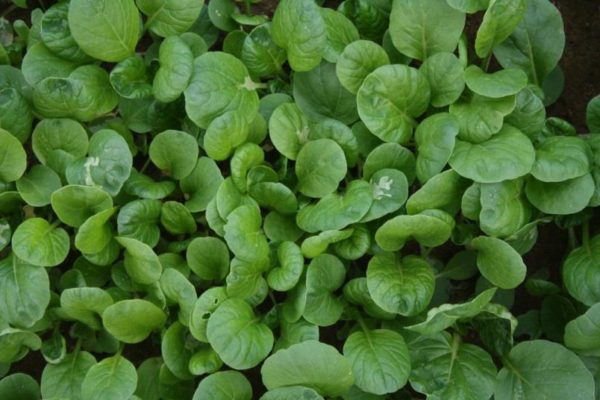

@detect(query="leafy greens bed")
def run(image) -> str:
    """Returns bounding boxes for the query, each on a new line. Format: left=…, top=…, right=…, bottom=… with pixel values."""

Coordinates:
left=1, top=0, right=600, bottom=398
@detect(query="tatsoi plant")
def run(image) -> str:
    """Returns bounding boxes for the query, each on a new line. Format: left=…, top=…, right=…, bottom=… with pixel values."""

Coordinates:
left=0, top=0, right=599, bottom=398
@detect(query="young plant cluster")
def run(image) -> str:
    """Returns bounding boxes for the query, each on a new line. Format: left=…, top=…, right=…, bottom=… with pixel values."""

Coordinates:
left=0, top=0, right=600, bottom=398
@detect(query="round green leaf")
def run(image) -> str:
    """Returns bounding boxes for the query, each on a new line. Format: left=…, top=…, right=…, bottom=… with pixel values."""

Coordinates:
left=267, top=241, right=304, bottom=292
left=470, top=236, right=526, bottom=289
left=406, top=169, right=469, bottom=215
left=464, top=65, right=528, bottom=98
left=361, top=169, right=409, bottom=222
left=336, top=40, right=389, bottom=95
left=21, top=42, right=77, bottom=86
left=40, top=2, right=91, bottom=63
left=363, top=142, right=416, bottom=183
left=109, top=55, right=152, bottom=100
left=149, top=130, right=198, bottom=180
left=115, top=236, right=163, bottom=284
left=184, top=52, right=259, bottom=129
left=12, top=218, right=69, bottom=267
left=0, top=373, right=40, bottom=400
left=207, top=298, right=273, bottom=369
left=367, top=253, right=435, bottom=316
left=525, top=174, right=595, bottom=215
left=563, top=236, right=600, bottom=306
left=565, top=302, right=600, bottom=356
left=449, top=125, right=535, bottom=183
left=531, top=136, right=591, bottom=182
left=479, top=179, right=530, bottom=238
left=41, top=351, right=96, bottom=400
left=69, top=0, right=140, bottom=62
left=304, top=254, right=346, bottom=326
left=241, top=23, right=287, bottom=78
left=0, top=128, right=27, bottom=182
left=475, top=0, right=527, bottom=58
left=66, top=129, right=133, bottom=196
left=117, top=199, right=161, bottom=247
left=271, top=0, right=326, bottom=72
left=180, top=157, right=224, bottom=212
left=51, top=185, right=113, bottom=228
left=81, top=355, right=138, bottom=400
left=16, top=164, right=61, bottom=207
left=295, top=139, right=347, bottom=198
left=389, top=0, right=465, bottom=61
left=449, top=94, right=516, bottom=143
left=75, top=207, right=116, bottom=255
left=260, top=387, right=323, bottom=400
left=357, top=64, right=430, bottom=144
left=193, top=371, right=252, bottom=400
left=153, top=36, right=194, bottom=103
left=495, top=340, right=594, bottom=400
left=343, top=329, right=410, bottom=395
left=297, top=180, right=373, bottom=233
left=420, top=52, right=465, bottom=108
left=293, top=62, right=358, bottom=125
left=261, top=340, right=354, bottom=397
left=0, top=253, right=50, bottom=328
left=268, top=102, right=310, bottom=160
left=102, top=299, right=167, bottom=344
left=31, top=118, right=89, bottom=176
left=161, top=201, right=196, bottom=235
left=187, top=236, right=230, bottom=280
left=321, top=8, right=359, bottom=63
left=137, top=0, right=203, bottom=37
left=375, top=209, right=455, bottom=251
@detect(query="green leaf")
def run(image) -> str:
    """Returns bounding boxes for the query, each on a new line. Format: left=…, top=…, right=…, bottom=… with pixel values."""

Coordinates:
left=357, top=64, right=430, bottom=143
left=241, top=23, right=286, bottom=78
left=41, top=351, right=96, bottom=400
left=51, top=185, right=113, bottom=228
left=153, top=36, right=194, bottom=103
left=117, top=199, right=161, bottom=247
left=375, top=209, right=455, bottom=251
left=224, top=204, right=269, bottom=265
left=301, top=229, right=354, bottom=259
left=321, top=8, right=359, bottom=63
left=205, top=111, right=250, bottom=161
left=187, top=236, right=230, bottom=281
left=75, top=207, right=116, bottom=254
left=449, top=125, right=535, bottom=183
left=185, top=52, right=259, bottom=129
left=193, top=371, right=252, bottom=400
left=161, top=322, right=194, bottom=380
left=407, top=288, right=497, bottom=335
left=389, top=0, right=465, bottom=61
left=66, top=129, right=133, bottom=196
left=304, top=254, right=346, bottom=326
left=0, top=328, right=41, bottom=364
left=81, top=355, right=138, bottom=400
left=363, top=142, right=416, bottom=183
left=12, top=218, right=70, bottom=267
left=267, top=241, right=304, bottom=292
left=297, top=180, right=373, bottom=233
left=31, top=118, right=89, bottom=176
left=207, top=298, right=273, bottom=369
left=343, top=329, right=410, bottom=395
left=0, top=88, right=34, bottom=143
left=470, top=236, right=526, bottom=289
left=0, top=373, right=40, bottom=400
left=367, top=253, right=435, bottom=316
left=295, top=139, right=347, bottom=198
left=261, top=341, right=354, bottom=397
left=69, top=0, right=140, bottom=62
left=180, top=157, right=224, bottom=212
left=446, top=0, right=489, bottom=13
left=563, top=235, right=600, bottom=306
left=475, top=0, right=527, bottom=58
left=33, top=66, right=118, bottom=122
left=160, top=268, right=197, bottom=326
left=406, top=169, right=469, bottom=215
left=565, top=302, right=600, bottom=356
left=464, top=65, right=528, bottom=98
left=450, top=94, right=516, bottom=143
left=420, top=52, right=465, bottom=108
left=409, top=332, right=497, bottom=400
left=261, top=387, right=323, bottom=400
left=40, top=2, right=92, bottom=63
left=21, top=43, right=77, bottom=86
left=293, top=62, right=358, bottom=125
left=505, top=87, right=546, bottom=140
left=59, top=287, right=113, bottom=329
left=525, top=174, right=595, bottom=215
left=272, top=0, right=326, bottom=72
left=494, top=0, right=565, bottom=85
left=102, top=299, right=166, bottom=343
left=0, top=128, right=27, bottom=182
left=336, top=40, right=390, bottom=95
left=109, top=56, right=152, bottom=100
left=207, top=0, right=239, bottom=31
left=268, top=103, right=310, bottom=160
left=0, top=253, right=50, bottom=328
left=587, top=95, right=600, bottom=132
left=137, top=0, right=203, bottom=37
left=361, top=169, right=409, bottom=222
left=495, top=340, right=594, bottom=400
left=149, top=130, right=198, bottom=180
left=115, top=236, right=163, bottom=284
left=479, top=179, right=530, bottom=237
left=15, top=164, right=61, bottom=207
left=531, top=136, right=591, bottom=182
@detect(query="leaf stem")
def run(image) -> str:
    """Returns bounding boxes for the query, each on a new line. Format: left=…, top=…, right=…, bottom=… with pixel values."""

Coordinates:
left=582, top=221, right=590, bottom=253
left=568, top=227, right=578, bottom=250
left=140, top=157, right=152, bottom=174
left=458, top=33, right=468, bottom=68
left=481, top=53, right=492, bottom=72
left=244, top=0, right=252, bottom=15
